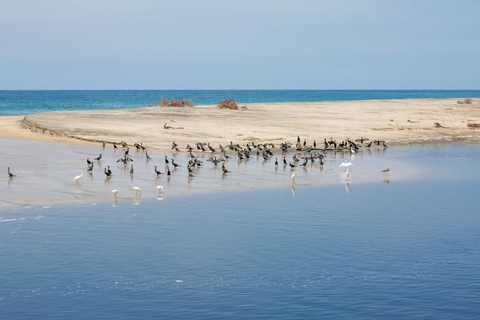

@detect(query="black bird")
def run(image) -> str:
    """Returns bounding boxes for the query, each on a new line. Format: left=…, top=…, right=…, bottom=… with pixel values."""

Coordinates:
left=113, top=143, right=117, bottom=149
left=7, top=167, right=16, bottom=178
left=166, top=166, right=171, bottom=176
left=146, top=151, right=152, bottom=160
left=154, top=166, right=162, bottom=176
left=275, top=158, right=278, bottom=166
left=289, top=162, right=297, bottom=169
left=172, top=159, right=181, bottom=167
left=104, top=168, right=112, bottom=177
left=87, top=158, right=92, bottom=165
left=165, top=156, right=169, bottom=164
left=107, top=166, right=112, bottom=176
left=87, top=163, right=94, bottom=172
left=130, top=165, right=134, bottom=174
left=102, top=141, right=105, bottom=148
left=283, top=157, right=287, bottom=165
left=222, top=164, right=230, bottom=174
left=94, top=153, right=102, bottom=161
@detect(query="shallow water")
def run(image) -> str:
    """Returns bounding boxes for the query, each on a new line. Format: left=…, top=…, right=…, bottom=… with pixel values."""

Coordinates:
left=1, top=137, right=419, bottom=208
left=0, top=143, right=479, bottom=318
left=0, top=176, right=479, bottom=318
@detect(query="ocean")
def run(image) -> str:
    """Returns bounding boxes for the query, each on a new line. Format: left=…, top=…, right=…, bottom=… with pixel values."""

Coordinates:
left=1, top=89, right=480, bottom=116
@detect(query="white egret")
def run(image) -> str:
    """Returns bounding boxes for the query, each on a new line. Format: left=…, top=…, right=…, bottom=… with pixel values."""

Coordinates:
left=74, top=171, right=86, bottom=182
left=112, top=189, right=119, bottom=197
left=131, top=186, right=142, bottom=195
left=291, top=172, right=296, bottom=183
left=156, top=185, right=164, bottom=193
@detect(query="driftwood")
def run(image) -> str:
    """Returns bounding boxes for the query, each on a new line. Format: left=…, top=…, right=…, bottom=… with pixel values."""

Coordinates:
left=164, top=122, right=184, bottom=130
left=467, top=123, right=480, bottom=129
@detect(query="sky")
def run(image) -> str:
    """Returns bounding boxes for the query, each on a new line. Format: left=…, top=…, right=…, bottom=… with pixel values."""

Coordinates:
left=0, top=0, right=479, bottom=90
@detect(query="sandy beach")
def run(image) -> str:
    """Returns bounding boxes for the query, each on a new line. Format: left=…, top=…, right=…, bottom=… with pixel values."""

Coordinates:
left=1, top=98, right=478, bottom=150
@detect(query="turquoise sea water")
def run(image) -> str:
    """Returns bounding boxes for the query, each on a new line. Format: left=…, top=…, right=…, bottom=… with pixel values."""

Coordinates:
left=0, top=144, right=479, bottom=319
left=1, top=90, right=480, bottom=116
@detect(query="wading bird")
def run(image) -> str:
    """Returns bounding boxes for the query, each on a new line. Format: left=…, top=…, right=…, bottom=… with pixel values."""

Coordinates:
left=74, top=171, right=86, bottom=182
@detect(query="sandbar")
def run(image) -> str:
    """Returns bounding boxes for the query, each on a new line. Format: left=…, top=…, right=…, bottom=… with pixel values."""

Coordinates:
left=2, top=98, right=478, bottom=150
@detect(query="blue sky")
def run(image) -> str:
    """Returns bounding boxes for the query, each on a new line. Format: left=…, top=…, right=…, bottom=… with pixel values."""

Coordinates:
left=1, top=0, right=479, bottom=89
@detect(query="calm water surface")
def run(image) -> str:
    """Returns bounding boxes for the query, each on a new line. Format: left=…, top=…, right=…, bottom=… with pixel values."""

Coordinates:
left=0, top=145, right=479, bottom=319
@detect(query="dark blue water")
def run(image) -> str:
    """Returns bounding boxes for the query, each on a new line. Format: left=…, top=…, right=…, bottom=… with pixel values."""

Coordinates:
left=1, top=90, right=479, bottom=116
left=1, top=145, right=479, bottom=319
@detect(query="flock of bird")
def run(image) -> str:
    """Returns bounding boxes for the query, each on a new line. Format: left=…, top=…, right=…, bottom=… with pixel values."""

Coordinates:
left=6, top=136, right=390, bottom=199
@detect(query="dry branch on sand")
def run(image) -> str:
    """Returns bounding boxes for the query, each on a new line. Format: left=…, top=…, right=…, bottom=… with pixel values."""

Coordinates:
left=467, top=123, right=480, bottom=129
left=218, top=99, right=239, bottom=110
left=457, top=98, right=473, bottom=104
left=148, top=97, right=194, bottom=108
left=217, top=99, right=248, bottom=110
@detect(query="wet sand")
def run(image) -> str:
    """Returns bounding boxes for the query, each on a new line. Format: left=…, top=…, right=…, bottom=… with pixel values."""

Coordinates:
left=6, top=98, right=480, bottom=150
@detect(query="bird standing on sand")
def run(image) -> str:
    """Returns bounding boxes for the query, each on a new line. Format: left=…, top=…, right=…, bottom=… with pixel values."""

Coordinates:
left=7, top=167, right=16, bottom=178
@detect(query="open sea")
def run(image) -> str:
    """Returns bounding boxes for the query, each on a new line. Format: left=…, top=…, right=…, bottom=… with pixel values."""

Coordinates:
left=1, top=90, right=479, bottom=319
left=1, top=89, right=480, bottom=116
